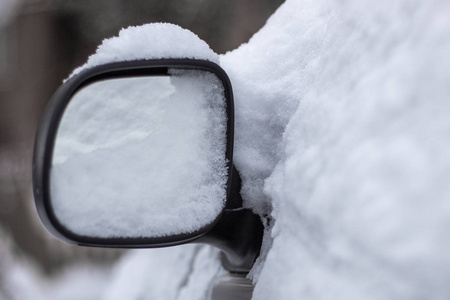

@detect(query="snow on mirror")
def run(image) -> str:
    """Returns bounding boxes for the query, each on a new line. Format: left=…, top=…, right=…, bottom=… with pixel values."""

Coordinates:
left=50, top=70, right=228, bottom=238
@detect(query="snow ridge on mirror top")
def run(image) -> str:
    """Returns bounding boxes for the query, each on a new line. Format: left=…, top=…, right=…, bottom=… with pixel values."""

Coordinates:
left=69, top=23, right=219, bottom=78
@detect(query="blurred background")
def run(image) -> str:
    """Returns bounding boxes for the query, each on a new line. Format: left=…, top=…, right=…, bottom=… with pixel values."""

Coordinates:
left=0, top=0, right=283, bottom=297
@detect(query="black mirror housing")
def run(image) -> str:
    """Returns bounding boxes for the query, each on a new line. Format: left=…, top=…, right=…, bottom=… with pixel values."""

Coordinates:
left=33, top=59, right=235, bottom=248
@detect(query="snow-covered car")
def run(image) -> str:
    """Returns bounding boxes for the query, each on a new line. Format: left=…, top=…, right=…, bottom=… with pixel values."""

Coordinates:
left=33, top=0, right=450, bottom=299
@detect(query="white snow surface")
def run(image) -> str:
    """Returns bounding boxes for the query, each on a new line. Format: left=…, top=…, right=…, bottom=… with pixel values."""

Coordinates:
left=24, top=0, right=450, bottom=299
left=221, top=0, right=450, bottom=298
left=52, top=71, right=227, bottom=238
left=70, top=23, right=219, bottom=78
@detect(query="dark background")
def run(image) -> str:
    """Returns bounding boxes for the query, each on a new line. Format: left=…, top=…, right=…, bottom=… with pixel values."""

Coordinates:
left=0, top=0, right=283, bottom=275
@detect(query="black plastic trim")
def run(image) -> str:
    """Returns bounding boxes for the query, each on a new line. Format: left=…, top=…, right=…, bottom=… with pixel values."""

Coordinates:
left=196, top=208, right=264, bottom=273
left=33, top=59, right=235, bottom=248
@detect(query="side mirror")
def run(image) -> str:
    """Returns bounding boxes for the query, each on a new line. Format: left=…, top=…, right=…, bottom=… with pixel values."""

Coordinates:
left=33, top=59, right=263, bottom=272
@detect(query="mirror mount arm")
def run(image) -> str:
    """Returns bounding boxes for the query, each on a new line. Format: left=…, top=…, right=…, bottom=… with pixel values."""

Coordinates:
left=196, top=166, right=264, bottom=273
left=225, top=165, right=244, bottom=209
left=196, top=208, right=264, bottom=273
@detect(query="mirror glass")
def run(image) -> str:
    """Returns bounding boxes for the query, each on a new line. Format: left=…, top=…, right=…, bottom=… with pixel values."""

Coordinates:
left=50, top=69, right=228, bottom=239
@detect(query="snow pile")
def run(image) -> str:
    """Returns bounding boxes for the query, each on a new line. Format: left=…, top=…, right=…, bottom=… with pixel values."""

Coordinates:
left=52, top=71, right=227, bottom=238
left=70, top=23, right=219, bottom=77
left=221, top=0, right=450, bottom=298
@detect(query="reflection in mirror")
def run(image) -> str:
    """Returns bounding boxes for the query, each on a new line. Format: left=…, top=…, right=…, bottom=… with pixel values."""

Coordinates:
left=51, top=70, right=228, bottom=239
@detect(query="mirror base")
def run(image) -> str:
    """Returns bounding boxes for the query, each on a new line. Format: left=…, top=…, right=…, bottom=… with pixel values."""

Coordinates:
left=196, top=208, right=264, bottom=273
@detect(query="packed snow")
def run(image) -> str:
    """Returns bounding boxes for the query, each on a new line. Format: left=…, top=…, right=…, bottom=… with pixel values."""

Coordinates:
left=222, top=0, right=450, bottom=299
left=69, top=23, right=219, bottom=78
left=52, top=71, right=228, bottom=238
left=27, top=0, right=450, bottom=299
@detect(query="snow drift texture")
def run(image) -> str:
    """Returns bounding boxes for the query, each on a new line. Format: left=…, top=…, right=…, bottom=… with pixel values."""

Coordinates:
left=223, top=0, right=450, bottom=299
left=70, top=23, right=219, bottom=77
left=33, top=0, right=450, bottom=299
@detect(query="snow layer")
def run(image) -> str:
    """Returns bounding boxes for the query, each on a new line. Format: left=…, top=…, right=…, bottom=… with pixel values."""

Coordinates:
left=70, top=23, right=219, bottom=77
left=220, top=0, right=450, bottom=298
left=51, top=71, right=227, bottom=238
